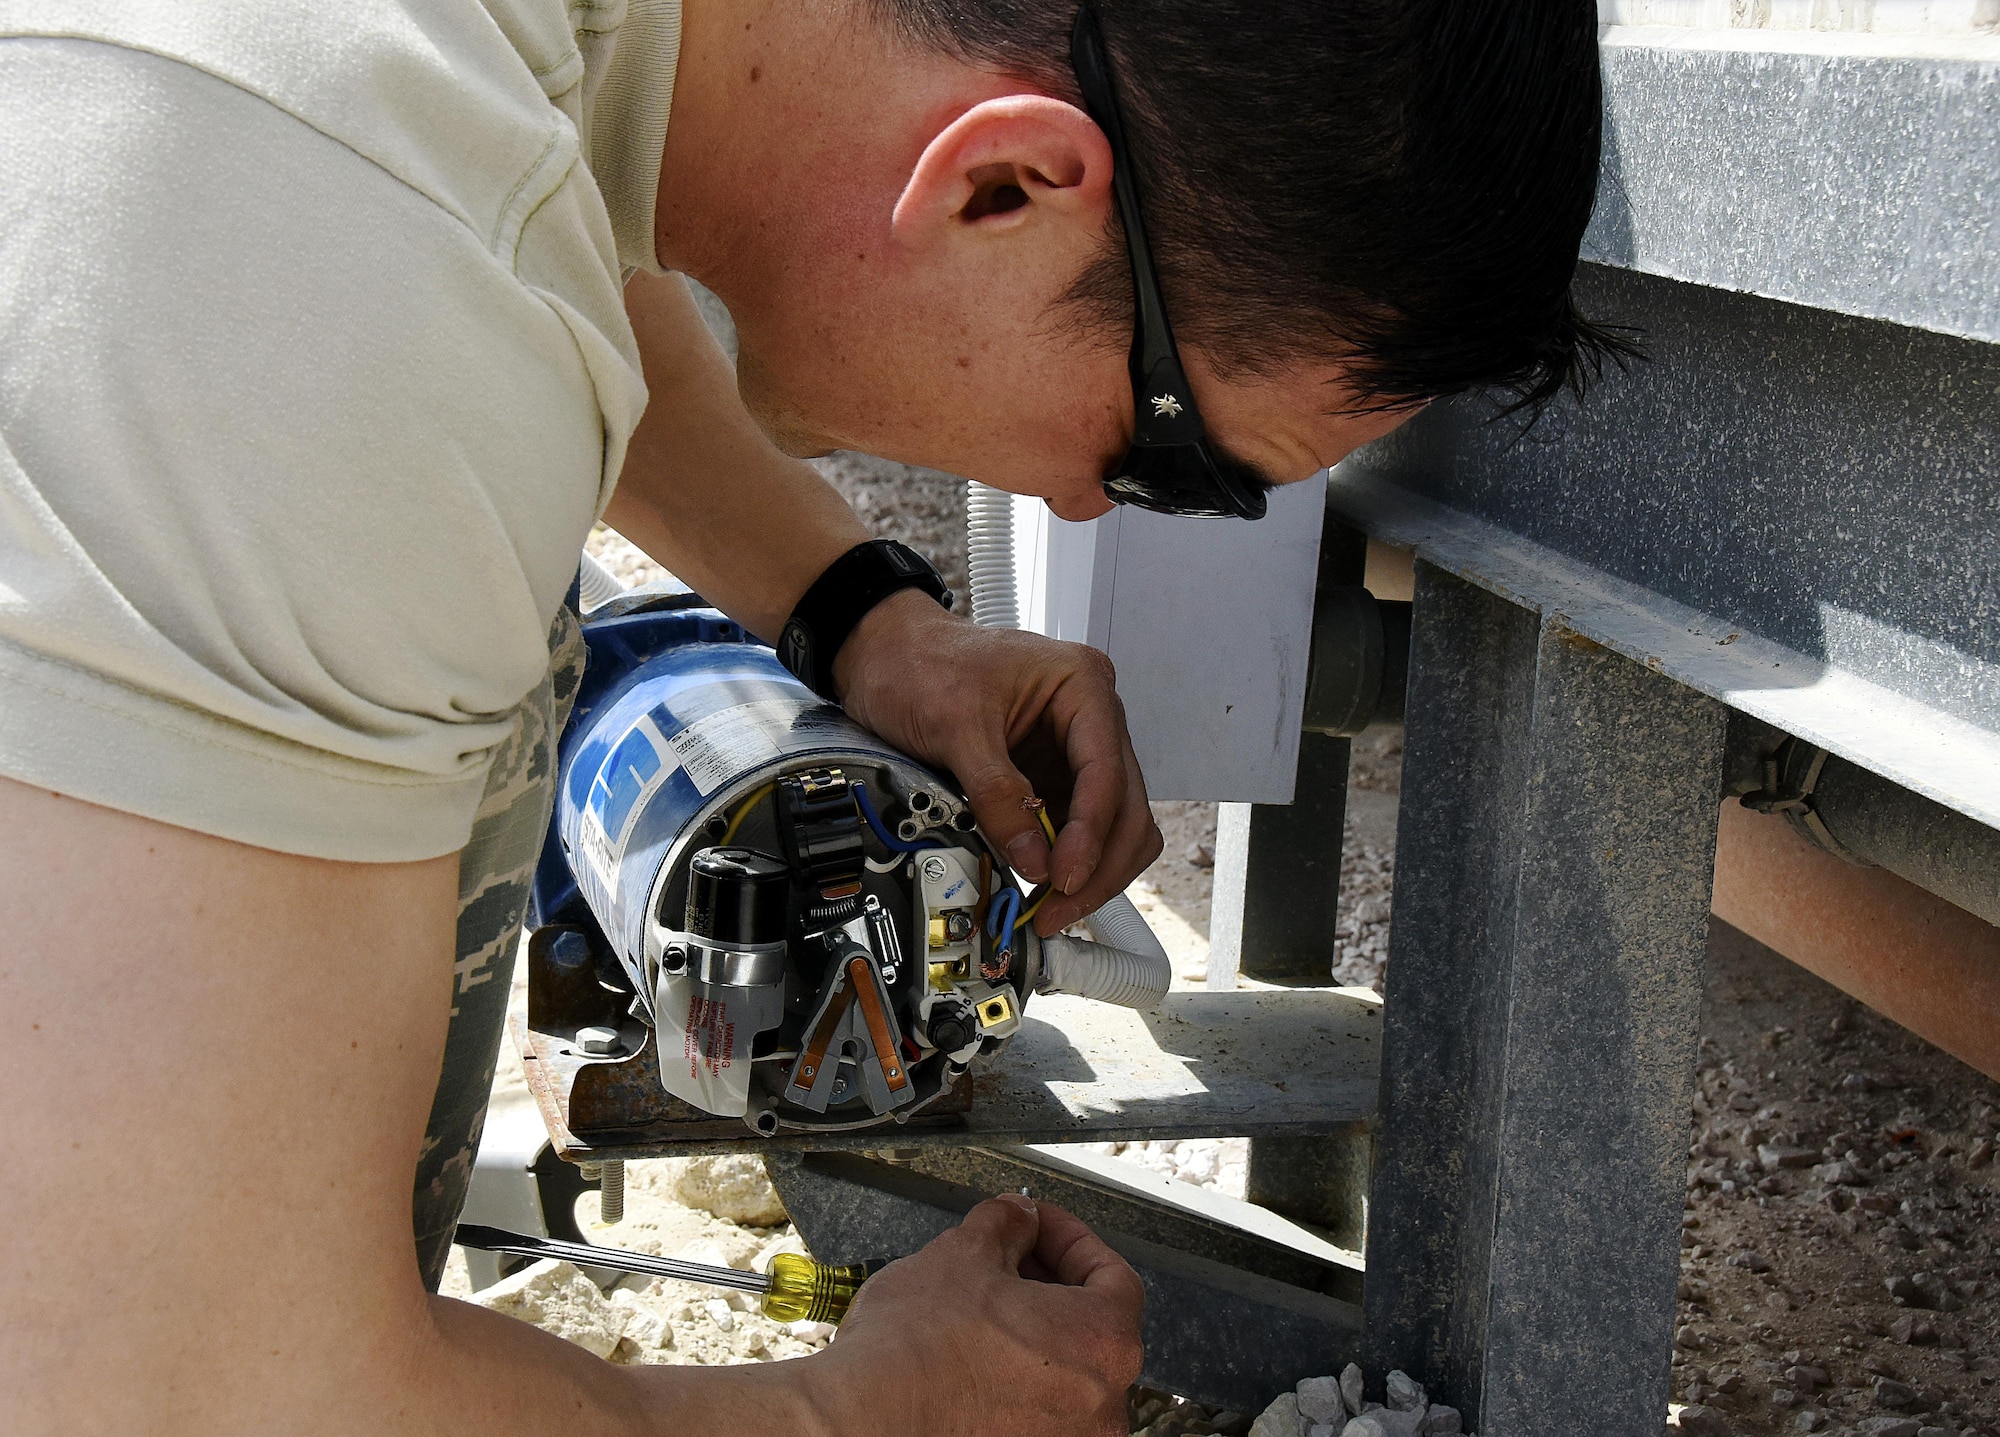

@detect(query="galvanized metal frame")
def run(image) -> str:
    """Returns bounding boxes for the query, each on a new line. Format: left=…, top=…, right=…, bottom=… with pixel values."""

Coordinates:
left=1360, top=567, right=1724, bottom=1432
left=1321, top=26, right=1998, bottom=1419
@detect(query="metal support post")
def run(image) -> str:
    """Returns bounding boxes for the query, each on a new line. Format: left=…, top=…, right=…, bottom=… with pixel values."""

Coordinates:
left=1245, top=1131, right=1371, bottom=1252
left=1208, top=522, right=1368, bottom=988
left=1362, top=564, right=1724, bottom=1435
left=1209, top=733, right=1353, bottom=986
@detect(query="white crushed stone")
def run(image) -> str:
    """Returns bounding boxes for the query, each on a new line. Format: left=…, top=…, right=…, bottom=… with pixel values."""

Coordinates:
left=469, top=1259, right=627, bottom=1359
left=751, top=1231, right=808, bottom=1272
left=644, top=1154, right=790, bottom=1227
left=1385, top=1370, right=1426, bottom=1413
left=1250, top=1391, right=1306, bottom=1437
left=1330, top=829, right=1394, bottom=992
left=1076, top=1138, right=1250, bottom=1202
left=1250, top=1368, right=1477, bottom=1437
left=587, top=525, right=671, bottom=589
left=608, top=1287, right=672, bottom=1352
left=1297, top=1374, right=1347, bottom=1425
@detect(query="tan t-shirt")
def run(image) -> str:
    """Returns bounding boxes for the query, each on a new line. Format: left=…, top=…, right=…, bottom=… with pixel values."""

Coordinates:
left=0, top=0, right=679, bottom=860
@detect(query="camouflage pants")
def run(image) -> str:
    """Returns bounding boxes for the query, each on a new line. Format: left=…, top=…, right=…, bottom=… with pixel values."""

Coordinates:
left=412, top=601, right=585, bottom=1291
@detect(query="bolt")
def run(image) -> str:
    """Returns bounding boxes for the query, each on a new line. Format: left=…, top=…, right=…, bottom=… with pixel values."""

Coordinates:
left=547, top=929, right=594, bottom=972
left=577, top=1025, right=622, bottom=1056
left=920, top=856, right=949, bottom=882
left=597, top=1159, right=625, bottom=1224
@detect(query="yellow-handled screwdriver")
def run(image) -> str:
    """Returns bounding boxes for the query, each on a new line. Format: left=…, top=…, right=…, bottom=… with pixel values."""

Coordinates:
left=454, top=1223, right=884, bottom=1324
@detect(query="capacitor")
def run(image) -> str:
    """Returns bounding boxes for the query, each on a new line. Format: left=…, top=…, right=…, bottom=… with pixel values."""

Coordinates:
left=684, top=846, right=791, bottom=945
left=656, top=846, right=793, bottom=1118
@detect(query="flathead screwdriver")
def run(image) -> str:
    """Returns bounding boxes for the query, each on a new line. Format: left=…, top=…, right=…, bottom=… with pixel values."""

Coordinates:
left=454, top=1222, right=885, bottom=1324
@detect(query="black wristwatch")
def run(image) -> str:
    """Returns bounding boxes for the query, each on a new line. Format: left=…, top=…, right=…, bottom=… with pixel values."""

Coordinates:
left=778, top=540, right=952, bottom=700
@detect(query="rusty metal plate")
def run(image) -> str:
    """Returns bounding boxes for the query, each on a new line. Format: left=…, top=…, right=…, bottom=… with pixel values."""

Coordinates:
left=517, top=983, right=1382, bottom=1160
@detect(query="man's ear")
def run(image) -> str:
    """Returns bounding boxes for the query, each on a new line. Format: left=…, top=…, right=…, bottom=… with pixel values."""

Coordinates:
left=891, top=95, right=1112, bottom=246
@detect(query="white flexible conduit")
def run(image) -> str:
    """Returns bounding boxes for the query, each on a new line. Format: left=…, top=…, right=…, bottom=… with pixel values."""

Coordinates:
left=965, top=481, right=1021, bottom=630
left=578, top=550, right=627, bottom=613
left=965, top=482, right=1173, bottom=1009
left=1037, top=933, right=1172, bottom=1010
left=1081, top=888, right=1173, bottom=971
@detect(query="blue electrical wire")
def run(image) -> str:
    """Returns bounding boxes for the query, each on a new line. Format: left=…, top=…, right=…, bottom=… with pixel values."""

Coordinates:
left=851, top=780, right=947, bottom=853
left=986, top=886, right=1022, bottom=944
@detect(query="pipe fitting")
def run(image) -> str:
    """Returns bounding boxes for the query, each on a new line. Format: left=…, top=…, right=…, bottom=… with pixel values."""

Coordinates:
left=1302, top=587, right=1411, bottom=737
left=1726, top=720, right=2000, bottom=927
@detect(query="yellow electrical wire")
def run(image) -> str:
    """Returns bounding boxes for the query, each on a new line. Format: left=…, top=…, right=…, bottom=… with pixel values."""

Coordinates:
left=720, top=782, right=775, bottom=845
left=1012, top=806, right=1062, bottom=931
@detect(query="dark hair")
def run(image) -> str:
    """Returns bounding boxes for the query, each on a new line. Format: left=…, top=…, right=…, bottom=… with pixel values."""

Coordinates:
left=872, top=0, right=1634, bottom=414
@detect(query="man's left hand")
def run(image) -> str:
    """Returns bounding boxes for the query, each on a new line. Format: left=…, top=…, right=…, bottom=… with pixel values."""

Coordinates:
left=834, top=587, right=1163, bottom=936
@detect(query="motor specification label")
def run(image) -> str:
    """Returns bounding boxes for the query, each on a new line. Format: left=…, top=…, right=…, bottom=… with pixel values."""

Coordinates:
left=666, top=698, right=816, bottom=796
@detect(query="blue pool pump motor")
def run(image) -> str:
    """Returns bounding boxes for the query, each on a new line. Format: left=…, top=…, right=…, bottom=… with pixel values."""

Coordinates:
left=529, top=588, right=1036, bottom=1136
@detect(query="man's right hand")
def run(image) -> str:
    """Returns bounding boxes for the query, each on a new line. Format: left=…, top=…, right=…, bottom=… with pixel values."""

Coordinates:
left=802, top=1195, right=1146, bottom=1436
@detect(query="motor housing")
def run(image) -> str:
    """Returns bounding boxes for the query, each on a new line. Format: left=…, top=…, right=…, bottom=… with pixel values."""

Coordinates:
left=530, top=591, right=1035, bottom=1136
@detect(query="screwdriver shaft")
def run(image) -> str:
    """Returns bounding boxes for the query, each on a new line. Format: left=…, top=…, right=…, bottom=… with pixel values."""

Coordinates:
left=454, top=1223, right=770, bottom=1295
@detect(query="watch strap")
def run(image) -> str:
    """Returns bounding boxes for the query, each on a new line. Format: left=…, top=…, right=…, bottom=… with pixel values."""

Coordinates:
left=777, top=540, right=951, bottom=700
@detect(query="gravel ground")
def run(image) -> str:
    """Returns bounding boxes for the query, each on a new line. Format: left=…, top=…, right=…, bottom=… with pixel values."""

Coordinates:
left=587, top=453, right=968, bottom=603
left=1671, top=923, right=1999, bottom=1436
left=810, top=452, right=970, bottom=603
left=442, top=1155, right=834, bottom=1368
left=556, top=461, right=1998, bottom=1436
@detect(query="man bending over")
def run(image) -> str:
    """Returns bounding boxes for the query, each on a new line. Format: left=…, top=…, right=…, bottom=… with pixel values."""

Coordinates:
left=0, top=0, right=1617, bottom=1431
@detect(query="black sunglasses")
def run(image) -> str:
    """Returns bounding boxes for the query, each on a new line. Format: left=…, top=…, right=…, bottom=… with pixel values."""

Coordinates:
left=1069, top=4, right=1268, bottom=521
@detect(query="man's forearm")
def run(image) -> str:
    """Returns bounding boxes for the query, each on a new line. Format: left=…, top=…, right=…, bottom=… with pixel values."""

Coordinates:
left=424, top=1292, right=840, bottom=1437
left=604, top=271, right=871, bottom=640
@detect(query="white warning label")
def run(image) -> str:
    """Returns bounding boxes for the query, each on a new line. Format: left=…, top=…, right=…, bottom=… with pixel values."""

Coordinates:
left=685, top=991, right=737, bottom=1078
